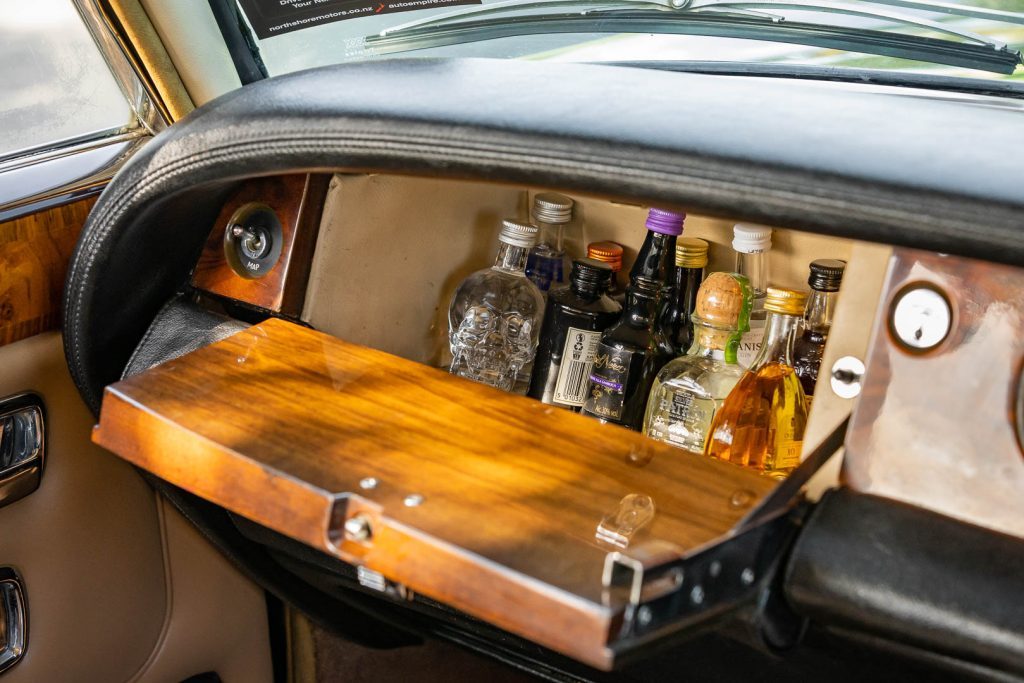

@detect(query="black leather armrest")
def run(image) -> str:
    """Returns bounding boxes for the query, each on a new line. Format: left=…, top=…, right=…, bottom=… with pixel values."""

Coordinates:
left=784, top=488, right=1024, bottom=677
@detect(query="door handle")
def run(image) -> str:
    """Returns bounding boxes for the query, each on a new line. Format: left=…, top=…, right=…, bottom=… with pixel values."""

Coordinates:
left=0, top=567, right=26, bottom=674
left=0, top=394, right=44, bottom=509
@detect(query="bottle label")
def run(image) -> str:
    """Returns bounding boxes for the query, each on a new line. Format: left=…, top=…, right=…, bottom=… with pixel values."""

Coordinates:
left=647, top=388, right=716, bottom=452
left=553, top=327, right=602, bottom=407
left=776, top=440, right=803, bottom=470
left=582, top=344, right=632, bottom=421
left=737, top=319, right=766, bottom=368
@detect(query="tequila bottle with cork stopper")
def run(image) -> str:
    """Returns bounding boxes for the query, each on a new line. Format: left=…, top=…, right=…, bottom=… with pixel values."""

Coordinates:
left=662, top=237, right=709, bottom=356
left=643, top=272, right=752, bottom=453
left=586, top=241, right=625, bottom=304
left=581, top=208, right=682, bottom=430
left=793, top=259, right=846, bottom=401
left=732, top=224, right=773, bottom=367
left=706, top=286, right=809, bottom=478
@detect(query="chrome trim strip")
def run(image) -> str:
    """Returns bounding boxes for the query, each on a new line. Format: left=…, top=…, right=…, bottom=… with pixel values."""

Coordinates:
left=0, top=568, right=27, bottom=675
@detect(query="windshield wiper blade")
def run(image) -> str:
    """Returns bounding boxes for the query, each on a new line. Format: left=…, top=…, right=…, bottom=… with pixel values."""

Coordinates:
left=366, top=7, right=1023, bottom=74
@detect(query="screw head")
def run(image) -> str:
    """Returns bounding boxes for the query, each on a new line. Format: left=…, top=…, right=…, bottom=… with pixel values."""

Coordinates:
left=741, top=568, right=756, bottom=586
left=404, top=494, right=424, bottom=507
left=359, top=477, right=378, bottom=490
left=890, top=285, right=951, bottom=352
left=343, top=515, right=372, bottom=542
left=637, top=605, right=653, bottom=627
left=690, top=585, right=705, bottom=604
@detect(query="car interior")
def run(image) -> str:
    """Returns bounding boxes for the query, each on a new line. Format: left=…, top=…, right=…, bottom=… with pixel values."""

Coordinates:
left=2, top=1, right=1023, bottom=682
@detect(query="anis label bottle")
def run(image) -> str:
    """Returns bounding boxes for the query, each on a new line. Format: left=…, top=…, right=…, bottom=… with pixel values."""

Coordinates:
left=528, top=258, right=621, bottom=409
left=706, top=287, right=809, bottom=478
left=732, top=225, right=772, bottom=367
left=644, top=272, right=752, bottom=453
left=581, top=208, right=682, bottom=430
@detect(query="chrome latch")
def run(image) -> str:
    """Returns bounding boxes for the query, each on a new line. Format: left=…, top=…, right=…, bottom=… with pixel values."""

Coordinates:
left=0, top=567, right=27, bottom=674
left=0, top=394, right=45, bottom=509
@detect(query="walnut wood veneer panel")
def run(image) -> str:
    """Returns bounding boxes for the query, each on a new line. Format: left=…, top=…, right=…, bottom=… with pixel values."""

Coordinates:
left=844, top=248, right=1024, bottom=539
left=191, top=174, right=329, bottom=315
left=93, top=318, right=775, bottom=668
left=0, top=197, right=95, bottom=347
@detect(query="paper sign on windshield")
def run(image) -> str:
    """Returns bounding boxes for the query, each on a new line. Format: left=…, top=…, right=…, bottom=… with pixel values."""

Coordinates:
left=238, top=0, right=481, bottom=39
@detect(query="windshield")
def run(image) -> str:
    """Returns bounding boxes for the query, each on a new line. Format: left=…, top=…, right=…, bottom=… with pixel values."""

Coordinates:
left=234, top=0, right=1023, bottom=86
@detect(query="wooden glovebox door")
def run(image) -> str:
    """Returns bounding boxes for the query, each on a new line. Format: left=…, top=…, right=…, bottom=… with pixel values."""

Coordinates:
left=92, top=317, right=804, bottom=671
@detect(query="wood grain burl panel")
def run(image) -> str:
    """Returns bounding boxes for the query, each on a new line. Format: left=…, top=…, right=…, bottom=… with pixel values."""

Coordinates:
left=0, top=197, right=95, bottom=347
left=92, top=318, right=776, bottom=669
left=191, top=174, right=329, bottom=315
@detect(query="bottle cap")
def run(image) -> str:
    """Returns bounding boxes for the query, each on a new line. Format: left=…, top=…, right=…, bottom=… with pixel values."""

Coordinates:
left=732, top=224, right=773, bottom=253
left=532, top=193, right=574, bottom=224
left=808, top=259, right=846, bottom=292
left=764, top=287, right=807, bottom=315
left=645, top=208, right=686, bottom=236
left=571, top=258, right=613, bottom=290
left=498, top=219, right=539, bottom=248
left=675, top=237, right=709, bottom=269
left=587, top=241, right=624, bottom=272
left=693, top=272, right=752, bottom=331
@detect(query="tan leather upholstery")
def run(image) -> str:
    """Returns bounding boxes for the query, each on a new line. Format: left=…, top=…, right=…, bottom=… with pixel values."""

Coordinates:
left=0, top=332, right=271, bottom=682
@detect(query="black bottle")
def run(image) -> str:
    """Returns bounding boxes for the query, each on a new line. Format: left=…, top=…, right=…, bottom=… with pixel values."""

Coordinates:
left=662, top=237, right=708, bottom=356
left=528, top=259, right=622, bottom=410
left=581, top=208, right=682, bottom=430
left=793, top=259, right=846, bottom=399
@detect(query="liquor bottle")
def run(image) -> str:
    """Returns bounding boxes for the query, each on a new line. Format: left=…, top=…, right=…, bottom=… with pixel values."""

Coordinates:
left=793, top=259, right=845, bottom=400
left=525, top=193, right=574, bottom=296
left=581, top=208, right=683, bottom=430
left=662, top=237, right=708, bottom=356
left=643, top=272, right=752, bottom=453
left=587, top=241, right=625, bottom=304
left=449, top=219, right=545, bottom=394
left=528, top=258, right=622, bottom=409
left=733, top=224, right=772, bottom=367
left=706, top=287, right=809, bottom=478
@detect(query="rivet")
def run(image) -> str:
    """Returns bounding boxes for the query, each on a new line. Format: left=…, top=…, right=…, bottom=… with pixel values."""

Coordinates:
left=729, top=489, right=754, bottom=509
left=741, top=568, right=755, bottom=586
left=344, top=515, right=372, bottom=542
left=359, top=477, right=378, bottom=490
left=637, top=605, right=652, bottom=627
left=709, top=560, right=722, bottom=578
left=404, top=494, right=424, bottom=507
left=690, top=585, right=705, bottom=604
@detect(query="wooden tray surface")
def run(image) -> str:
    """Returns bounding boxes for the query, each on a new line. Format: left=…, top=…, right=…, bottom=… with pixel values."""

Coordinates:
left=93, top=318, right=775, bottom=668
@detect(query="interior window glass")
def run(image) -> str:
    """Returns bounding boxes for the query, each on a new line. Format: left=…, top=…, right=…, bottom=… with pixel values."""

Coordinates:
left=0, top=1, right=136, bottom=162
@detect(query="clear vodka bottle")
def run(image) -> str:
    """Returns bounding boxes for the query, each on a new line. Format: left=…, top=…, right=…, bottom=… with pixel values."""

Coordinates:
left=525, top=193, right=574, bottom=296
left=449, top=219, right=545, bottom=394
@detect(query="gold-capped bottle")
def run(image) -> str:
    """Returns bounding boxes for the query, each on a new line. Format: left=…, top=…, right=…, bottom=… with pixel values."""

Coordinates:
left=705, top=287, right=809, bottom=478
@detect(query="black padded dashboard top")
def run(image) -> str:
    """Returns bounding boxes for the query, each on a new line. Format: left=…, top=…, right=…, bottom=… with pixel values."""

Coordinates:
left=65, top=58, right=1024, bottom=413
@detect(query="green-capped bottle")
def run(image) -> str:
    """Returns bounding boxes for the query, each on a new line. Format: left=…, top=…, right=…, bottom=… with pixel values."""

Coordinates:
left=642, top=272, right=752, bottom=453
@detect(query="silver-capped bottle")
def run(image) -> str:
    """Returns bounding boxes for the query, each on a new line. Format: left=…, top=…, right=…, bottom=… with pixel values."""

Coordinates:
left=525, top=193, right=574, bottom=297
left=449, top=219, right=545, bottom=394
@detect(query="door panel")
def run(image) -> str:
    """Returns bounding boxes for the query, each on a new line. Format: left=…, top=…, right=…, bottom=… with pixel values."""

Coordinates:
left=0, top=331, right=274, bottom=682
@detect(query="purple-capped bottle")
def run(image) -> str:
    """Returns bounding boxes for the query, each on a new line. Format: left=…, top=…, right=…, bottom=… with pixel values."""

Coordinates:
left=581, top=208, right=684, bottom=430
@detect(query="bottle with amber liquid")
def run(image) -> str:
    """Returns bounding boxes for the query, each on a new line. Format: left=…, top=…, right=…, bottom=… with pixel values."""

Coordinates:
left=587, top=241, right=625, bottom=304
left=706, top=287, right=809, bottom=478
left=581, top=209, right=682, bottom=430
left=793, top=259, right=845, bottom=401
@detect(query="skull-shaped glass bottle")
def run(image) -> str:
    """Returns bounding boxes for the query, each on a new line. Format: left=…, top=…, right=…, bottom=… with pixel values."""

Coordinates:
left=448, top=219, right=545, bottom=394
